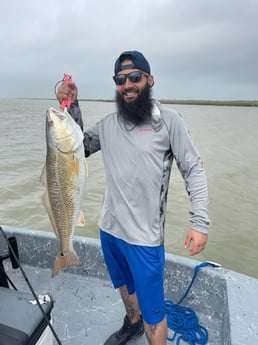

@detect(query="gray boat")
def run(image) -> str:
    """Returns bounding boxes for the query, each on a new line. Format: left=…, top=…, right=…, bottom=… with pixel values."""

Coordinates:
left=0, top=226, right=257, bottom=345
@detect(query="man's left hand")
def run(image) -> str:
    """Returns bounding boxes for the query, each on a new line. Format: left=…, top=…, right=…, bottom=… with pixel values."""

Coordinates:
left=184, top=228, right=208, bottom=256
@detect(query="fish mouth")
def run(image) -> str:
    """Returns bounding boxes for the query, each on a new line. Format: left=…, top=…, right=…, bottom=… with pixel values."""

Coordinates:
left=47, top=108, right=66, bottom=124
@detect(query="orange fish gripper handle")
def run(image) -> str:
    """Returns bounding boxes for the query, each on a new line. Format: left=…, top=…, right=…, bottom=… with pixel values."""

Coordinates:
left=61, top=73, right=73, bottom=110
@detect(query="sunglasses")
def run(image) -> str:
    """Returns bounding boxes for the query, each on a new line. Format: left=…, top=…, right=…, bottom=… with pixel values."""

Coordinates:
left=113, top=71, right=148, bottom=85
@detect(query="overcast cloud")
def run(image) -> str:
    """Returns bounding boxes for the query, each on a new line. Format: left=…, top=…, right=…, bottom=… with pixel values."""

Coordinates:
left=1, top=0, right=257, bottom=100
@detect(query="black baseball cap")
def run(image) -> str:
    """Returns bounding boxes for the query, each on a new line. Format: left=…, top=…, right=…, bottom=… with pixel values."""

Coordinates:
left=114, top=51, right=151, bottom=75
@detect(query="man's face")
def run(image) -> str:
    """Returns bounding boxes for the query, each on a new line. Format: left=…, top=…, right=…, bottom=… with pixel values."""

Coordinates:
left=115, top=59, right=154, bottom=103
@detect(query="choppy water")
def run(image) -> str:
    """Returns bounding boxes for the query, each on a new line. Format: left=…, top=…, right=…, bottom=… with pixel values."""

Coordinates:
left=0, top=99, right=257, bottom=278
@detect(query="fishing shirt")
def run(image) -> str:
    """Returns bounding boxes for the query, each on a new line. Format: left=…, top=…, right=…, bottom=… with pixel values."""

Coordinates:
left=69, top=99, right=209, bottom=246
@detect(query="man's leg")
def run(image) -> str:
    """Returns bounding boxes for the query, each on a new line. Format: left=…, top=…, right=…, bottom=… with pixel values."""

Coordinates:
left=119, top=285, right=168, bottom=345
left=104, top=285, right=144, bottom=345
left=144, top=317, right=168, bottom=345
left=119, top=285, right=141, bottom=323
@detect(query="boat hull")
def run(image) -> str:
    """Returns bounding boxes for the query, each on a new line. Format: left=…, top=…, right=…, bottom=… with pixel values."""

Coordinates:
left=0, top=226, right=257, bottom=345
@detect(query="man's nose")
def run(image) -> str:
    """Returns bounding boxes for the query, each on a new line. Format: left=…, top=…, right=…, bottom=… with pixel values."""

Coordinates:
left=124, top=76, right=134, bottom=87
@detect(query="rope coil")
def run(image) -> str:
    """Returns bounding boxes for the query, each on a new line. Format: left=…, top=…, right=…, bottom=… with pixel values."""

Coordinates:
left=165, top=261, right=220, bottom=345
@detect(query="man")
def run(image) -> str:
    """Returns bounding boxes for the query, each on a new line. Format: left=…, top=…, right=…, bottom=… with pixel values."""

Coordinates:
left=56, top=51, right=209, bottom=345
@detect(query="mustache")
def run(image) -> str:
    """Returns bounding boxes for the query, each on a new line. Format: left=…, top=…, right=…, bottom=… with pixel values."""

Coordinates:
left=122, top=87, right=139, bottom=94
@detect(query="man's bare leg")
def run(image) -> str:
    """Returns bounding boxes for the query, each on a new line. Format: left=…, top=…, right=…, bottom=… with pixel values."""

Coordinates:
left=103, top=285, right=144, bottom=344
left=144, top=317, right=168, bottom=345
left=119, top=285, right=141, bottom=323
left=119, top=285, right=167, bottom=344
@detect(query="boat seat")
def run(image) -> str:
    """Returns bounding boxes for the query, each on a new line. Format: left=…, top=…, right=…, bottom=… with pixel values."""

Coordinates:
left=0, top=287, right=53, bottom=345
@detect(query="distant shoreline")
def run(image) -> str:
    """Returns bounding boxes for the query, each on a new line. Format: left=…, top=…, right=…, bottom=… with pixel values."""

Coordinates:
left=15, top=98, right=258, bottom=107
left=160, top=99, right=258, bottom=107
left=84, top=99, right=258, bottom=107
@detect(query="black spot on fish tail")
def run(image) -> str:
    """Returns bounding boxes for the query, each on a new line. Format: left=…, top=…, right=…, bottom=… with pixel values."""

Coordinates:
left=51, top=251, right=80, bottom=277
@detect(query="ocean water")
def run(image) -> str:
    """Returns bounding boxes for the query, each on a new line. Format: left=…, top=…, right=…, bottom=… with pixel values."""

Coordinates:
left=0, top=98, right=257, bottom=278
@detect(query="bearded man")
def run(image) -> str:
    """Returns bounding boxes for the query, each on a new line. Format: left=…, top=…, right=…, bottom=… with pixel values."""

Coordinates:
left=57, top=51, right=209, bottom=345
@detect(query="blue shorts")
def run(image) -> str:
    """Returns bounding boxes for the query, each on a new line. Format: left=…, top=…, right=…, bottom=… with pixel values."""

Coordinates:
left=100, top=230, right=165, bottom=324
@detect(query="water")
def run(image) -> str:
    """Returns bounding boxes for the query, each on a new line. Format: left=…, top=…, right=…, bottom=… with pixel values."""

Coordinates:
left=0, top=99, right=258, bottom=278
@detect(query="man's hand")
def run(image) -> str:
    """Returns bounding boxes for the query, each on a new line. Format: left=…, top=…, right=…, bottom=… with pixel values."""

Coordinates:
left=184, top=228, right=208, bottom=256
left=56, top=81, right=78, bottom=104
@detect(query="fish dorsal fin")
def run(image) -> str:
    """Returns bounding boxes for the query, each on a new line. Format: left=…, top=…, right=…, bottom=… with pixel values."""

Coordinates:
left=40, top=164, right=47, bottom=186
left=40, top=164, right=60, bottom=238
left=41, top=190, right=60, bottom=239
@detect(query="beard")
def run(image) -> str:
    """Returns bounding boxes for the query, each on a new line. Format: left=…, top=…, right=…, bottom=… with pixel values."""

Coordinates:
left=116, top=84, right=153, bottom=127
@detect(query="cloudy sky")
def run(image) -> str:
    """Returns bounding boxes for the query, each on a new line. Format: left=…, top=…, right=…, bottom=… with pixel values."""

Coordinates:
left=1, top=0, right=257, bottom=100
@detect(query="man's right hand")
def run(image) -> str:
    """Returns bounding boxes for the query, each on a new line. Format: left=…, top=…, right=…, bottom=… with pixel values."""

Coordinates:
left=56, top=81, right=78, bottom=104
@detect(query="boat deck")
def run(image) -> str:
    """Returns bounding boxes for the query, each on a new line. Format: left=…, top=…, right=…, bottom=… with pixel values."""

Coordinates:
left=5, top=262, right=217, bottom=345
left=1, top=226, right=258, bottom=345
left=4, top=262, right=147, bottom=345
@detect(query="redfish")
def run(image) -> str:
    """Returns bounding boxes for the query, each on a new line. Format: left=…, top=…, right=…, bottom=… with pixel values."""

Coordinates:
left=41, top=107, right=87, bottom=277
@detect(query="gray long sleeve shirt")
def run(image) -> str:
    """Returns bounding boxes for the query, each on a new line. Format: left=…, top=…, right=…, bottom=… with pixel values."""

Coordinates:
left=70, top=99, right=209, bottom=246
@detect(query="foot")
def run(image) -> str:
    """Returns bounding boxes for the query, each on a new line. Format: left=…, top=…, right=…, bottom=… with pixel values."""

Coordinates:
left=104, top=315, right=144, bottom=345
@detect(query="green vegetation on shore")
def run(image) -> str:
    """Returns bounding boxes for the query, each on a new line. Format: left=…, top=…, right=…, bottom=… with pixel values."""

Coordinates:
left=16, top=98, right=258, bottom=107
left=81, top=99, right=258, bottom=107
left=159, top=99, right=258, bottom=107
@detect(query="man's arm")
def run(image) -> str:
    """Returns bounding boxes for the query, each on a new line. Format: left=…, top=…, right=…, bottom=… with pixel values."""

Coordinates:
left=167, top=110, right=210, bottom=255
left=69, top=100, right=84, bottom=131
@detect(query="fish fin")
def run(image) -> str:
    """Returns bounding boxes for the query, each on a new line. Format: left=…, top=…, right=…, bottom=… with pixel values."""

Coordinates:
left=71, top=157, right=80, bottom=176
left=76, top=210, right=86, bottom=226
left=41, top=190, right=60, bottom=239
left=85, top=159, right=89, bottom=176
left=71, top=157, right=88, bottom=177
left=52, top=251, right=80, bottom=277
left=40, top=164, right=47, bottom=186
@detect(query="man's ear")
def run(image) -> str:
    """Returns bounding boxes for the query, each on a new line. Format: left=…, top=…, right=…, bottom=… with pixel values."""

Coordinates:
left=148, top=75, right=155, bottom=88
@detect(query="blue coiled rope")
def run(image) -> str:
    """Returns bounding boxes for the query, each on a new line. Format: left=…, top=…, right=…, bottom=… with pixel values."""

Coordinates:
left=165, top=261, right=220, bottom=345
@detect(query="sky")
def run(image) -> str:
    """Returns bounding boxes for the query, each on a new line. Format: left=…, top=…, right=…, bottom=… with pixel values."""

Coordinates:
left=1, top=0, right=258, bottom=100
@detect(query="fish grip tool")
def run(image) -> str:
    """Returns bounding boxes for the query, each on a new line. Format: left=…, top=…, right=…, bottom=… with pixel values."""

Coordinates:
left=0, top=226, right=63, bottom=345
left=54, top=73, right=73, bottom=111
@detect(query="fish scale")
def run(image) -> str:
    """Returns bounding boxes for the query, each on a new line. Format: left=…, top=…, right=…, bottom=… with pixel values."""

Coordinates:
left=46, top=148, right=76, bottom=244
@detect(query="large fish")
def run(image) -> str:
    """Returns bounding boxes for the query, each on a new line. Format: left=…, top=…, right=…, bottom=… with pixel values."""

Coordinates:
left=41, top=107, right=87, bottom=277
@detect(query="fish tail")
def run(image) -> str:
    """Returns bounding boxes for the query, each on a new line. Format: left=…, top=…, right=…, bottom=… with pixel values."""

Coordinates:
left=52, top=251, right=80, bottom=277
